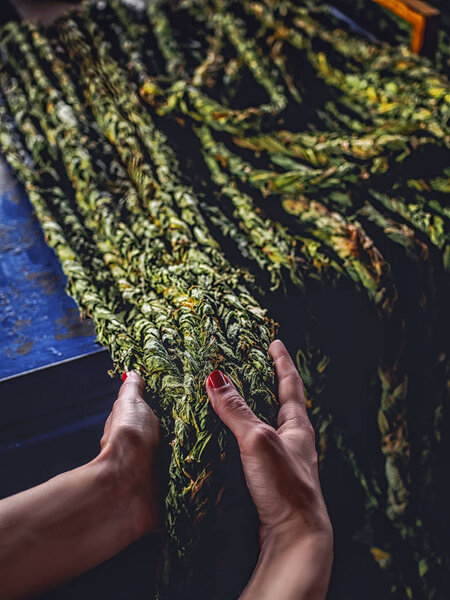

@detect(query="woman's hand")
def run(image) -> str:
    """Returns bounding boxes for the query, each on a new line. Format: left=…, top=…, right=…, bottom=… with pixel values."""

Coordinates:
left=98, top=371, right=162, bottom=536
left=206, top=339, right=333, bottom=600
left=0, top=371, right=161, bottom=599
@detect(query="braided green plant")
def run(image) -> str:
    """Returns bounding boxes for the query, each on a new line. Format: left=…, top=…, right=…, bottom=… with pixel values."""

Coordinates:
left=1, top=1, right=449, bottom=598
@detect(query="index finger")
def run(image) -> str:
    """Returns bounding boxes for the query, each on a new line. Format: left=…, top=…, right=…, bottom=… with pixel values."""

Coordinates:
left=118, top=371, right=146, bottom=402
left=269, top=340, right=307, bottom=430
left=116, top=371, right=158, bottom=428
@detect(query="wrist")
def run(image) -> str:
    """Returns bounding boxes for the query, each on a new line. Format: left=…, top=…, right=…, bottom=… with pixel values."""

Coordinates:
left=93, top=442, right=156, bottom=542
left=261, top=514, right=333, bottom=556
left=241, top=519, right=333, bottom=600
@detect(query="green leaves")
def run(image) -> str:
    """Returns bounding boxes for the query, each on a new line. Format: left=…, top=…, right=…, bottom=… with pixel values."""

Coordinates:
left=1, top=1, right=449, bottom=598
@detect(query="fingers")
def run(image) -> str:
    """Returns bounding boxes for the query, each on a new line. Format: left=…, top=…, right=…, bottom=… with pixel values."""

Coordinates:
left=118, top=371, right=146, bottom=402
left=206, top=370, right=262, bottom=443
left=117, top=371, right=159, bottom=432
left=269, top=340, right=307, bottom=430
left=269, top=340, right=305, bottom=406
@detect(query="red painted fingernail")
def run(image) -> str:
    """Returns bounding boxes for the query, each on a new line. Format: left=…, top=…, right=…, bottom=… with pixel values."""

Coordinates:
left=208, top=370, right=228, bottom=389
left=122, top=372, right=128, bottom=383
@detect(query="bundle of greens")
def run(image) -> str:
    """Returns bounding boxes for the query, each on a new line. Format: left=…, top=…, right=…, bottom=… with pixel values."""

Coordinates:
left=0, top=1, right=448, bottom=598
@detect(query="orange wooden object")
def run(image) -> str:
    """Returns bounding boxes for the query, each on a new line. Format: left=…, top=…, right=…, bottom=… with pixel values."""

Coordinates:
left=373, top=0, right=440, bottom=55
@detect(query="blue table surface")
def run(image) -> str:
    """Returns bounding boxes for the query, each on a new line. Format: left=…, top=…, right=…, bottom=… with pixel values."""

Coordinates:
left=0, top=158, right=101, bottom=380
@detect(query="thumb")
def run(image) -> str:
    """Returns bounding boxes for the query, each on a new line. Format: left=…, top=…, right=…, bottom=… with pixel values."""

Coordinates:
left=206, top=370, right=261, bottom=442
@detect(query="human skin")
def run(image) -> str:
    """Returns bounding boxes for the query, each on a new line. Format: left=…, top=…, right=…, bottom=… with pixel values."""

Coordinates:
left=0, top=340, right=332, bottom=599
left=206, top=339, right=333, bottom=600
left=0, top=371, right=161, bottom=599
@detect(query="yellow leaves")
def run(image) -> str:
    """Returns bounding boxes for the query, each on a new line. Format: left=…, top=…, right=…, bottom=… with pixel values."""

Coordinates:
left=183, top=468, right=212, bottom=503
left=396, top=60, right=413, bottom=70
left=366, top=85, right=379, bottom=102
left=139, top=79, right=160, bottom=99
left=105, top=129, right=115, bottom=144
left=46, top=129, right=56, bottom=146
left=282, top=197, right=307, bottom=216
left=371, top=156, right=390, bottom=174
left=249, top=2, right=263, bottom=17
left=427, top=121, right=445, bottom=138
left=370, top=547, right=391, bottom=570
left=317, top=355, right=330, bottom=374
left=428, top=87, right=446, bottom=98
left=378, top=410, right=390, bottom=436
left=274, top=24, right=291, bottom=40
left=419, top=558, right=429, bottom=577
left=413, top=108, right=432, bottom=120
left=348, top=138, right=374, bottom=157
left=317, top=51, right=329, bottom=75
left=182, top=297, right=198, bottom=311
left=261, top=246, right=285, bottom=263
left=58, top=248, right=77, bottom=263
left=407, top=178, right=430, bottom=192
left=378, top=102, right=399, bottom=114
left=232, top=136, right=259, bottom=151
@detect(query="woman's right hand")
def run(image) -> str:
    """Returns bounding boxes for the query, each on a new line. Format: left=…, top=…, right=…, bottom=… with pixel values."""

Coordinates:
left=206, top=339, right=333, bottom=600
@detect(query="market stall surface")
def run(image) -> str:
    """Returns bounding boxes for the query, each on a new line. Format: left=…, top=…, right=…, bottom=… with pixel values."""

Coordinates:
left=0, top=159, right=100, bottom=379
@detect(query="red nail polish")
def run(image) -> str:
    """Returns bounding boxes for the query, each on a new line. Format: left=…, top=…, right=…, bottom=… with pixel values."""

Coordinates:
left=208, top=370, right=228, bottom=389
left=122, top=372, right=128, bottom=383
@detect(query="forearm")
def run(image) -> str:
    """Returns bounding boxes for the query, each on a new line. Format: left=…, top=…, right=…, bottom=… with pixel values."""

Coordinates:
left=0, top=454, right=138, bottom=599
left=241, top=528, right=333, bottom=600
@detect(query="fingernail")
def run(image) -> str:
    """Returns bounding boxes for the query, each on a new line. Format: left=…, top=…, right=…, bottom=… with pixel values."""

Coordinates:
left=122, top=372, right=128, bottom=383
left=208, top=370, right=228, bottom=389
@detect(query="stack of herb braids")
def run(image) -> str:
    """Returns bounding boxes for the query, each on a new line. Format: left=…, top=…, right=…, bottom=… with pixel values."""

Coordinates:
left=0, top=1, right=449, bottom=598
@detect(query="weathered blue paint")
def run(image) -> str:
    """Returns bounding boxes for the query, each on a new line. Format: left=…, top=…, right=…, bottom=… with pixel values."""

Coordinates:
left=0, top=159, right=101, bottom=379
left=326, top=4, right=379, bottom=43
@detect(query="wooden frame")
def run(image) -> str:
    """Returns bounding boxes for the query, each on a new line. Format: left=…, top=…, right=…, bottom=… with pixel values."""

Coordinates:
left=373, top=0, right=440, bottom=56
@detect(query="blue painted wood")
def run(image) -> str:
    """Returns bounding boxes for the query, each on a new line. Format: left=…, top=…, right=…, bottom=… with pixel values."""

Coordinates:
left=0, top=158, right=101, bottom=379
